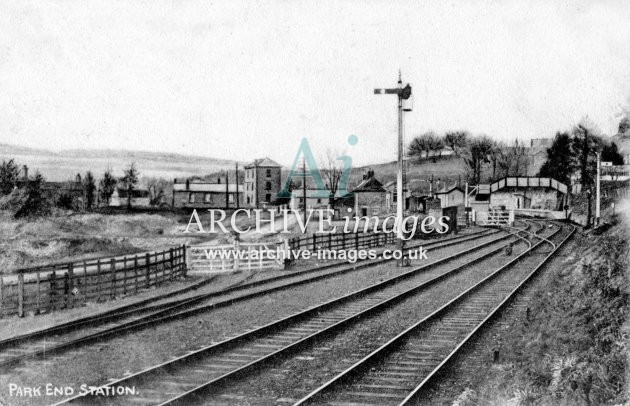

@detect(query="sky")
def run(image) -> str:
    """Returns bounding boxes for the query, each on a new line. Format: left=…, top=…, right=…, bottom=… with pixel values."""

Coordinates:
left=1, top=0, right=629, bottom=167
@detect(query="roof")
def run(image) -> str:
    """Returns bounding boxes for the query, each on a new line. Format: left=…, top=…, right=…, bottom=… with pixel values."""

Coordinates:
left=353, top=176, right=386, bottom=193
left=382, top=180, right=408, bottom=192
left=173, top=182, right=243, bottom=193
left=435, top=186, right=464, bottom=195
left=489, top=176, right=568, bottom=194
left=290, top=189, right=332, bottom=198
left=244, top=157, right=282, bottom=168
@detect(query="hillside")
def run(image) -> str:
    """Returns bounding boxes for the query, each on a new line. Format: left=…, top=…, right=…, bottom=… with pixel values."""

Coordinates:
left=352, top=155, right=468, bottom=193
left=0, top=143, right=241, bottom=182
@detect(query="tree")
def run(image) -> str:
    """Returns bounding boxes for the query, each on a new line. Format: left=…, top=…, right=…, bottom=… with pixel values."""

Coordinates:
left=443, top=131, right=469, bottom=156
left=464, top=135, right=494, bottom=184
left=601, top=142, right=624, bottom=165
left=99, top=169, right=117, bottom=206
left=408, top=132, right=432, bottom=159
left=15, top=172, right=49, bottom=218
left=427, top=134, right=445, bottom=161
left=618, top=116, right=630, bottom=135
left=408, top=131, right=442, bottom=160
left=120, top=163, right=139, bottom=209
left=83, top=171, right=96, bottom=210
left=488, top=140, right=504, bottom=181
left=538, top=132, right=574, bottom=186
left=571, top=122, right=602, bottom=189
left=320, top=148, right=346, bottom=211
left=0, top=159, right=20, bottom=196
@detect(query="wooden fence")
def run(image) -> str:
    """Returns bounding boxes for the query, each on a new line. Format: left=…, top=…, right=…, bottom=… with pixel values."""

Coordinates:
left=188, top=230, right=400, bottom=275
left=288, top=230, right=397, bottom=253
left=0, top=244, right=187, bottom=318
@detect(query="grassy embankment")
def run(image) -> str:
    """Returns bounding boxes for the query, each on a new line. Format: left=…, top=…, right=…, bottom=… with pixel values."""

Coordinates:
left=454, top=215, right=629, bottom=405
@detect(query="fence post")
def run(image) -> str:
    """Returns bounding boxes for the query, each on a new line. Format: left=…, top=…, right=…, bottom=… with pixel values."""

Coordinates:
left=134, top=255, right=139, bottom=292
left=233, top=240, right=240, bottom=272
left=67, top=263, right=74, bottom=309
left=182, top=244, right=188, bottom=277
left=36, top=271, right=41, bottom=314
left=123, top=257, right=128, bottom=295
left=355, top=233, right=359, bottom=250
left=145, top=253, right=151, bottom=288
left=18, top=273, right=24, bottom=318
left=0, top=275, right=3, bottom=314
left=169, top=248, right=174, bottom=280
left=49, top=271, right=57, bottom=311
left=96, top=260, right=102, bottom=302
left=110, top=259, right=116, bottom=299
left=312, top=234, right=317, bottom=250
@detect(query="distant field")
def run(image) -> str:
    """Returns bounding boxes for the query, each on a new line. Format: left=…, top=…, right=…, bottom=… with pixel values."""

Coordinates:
left=0, top=143, right=240, bottom=182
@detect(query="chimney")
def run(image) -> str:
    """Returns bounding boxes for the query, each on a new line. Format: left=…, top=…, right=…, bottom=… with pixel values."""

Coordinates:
left=218, top=178, right=221, bottom=184
left=23, top=165, right=28, bottom=181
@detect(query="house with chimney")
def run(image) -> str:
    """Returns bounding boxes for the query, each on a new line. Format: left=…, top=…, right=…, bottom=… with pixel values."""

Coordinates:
left=351, top=169, right=388, bottom=216
left=172, top=176, right=243, bottom=209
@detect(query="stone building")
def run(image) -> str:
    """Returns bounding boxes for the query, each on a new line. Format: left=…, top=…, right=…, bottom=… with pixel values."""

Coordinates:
left=434, top=186, right=465, bottom=208
left=243, top=158, right=283, bottom=208
left=352, top=169, right=388, bottom=216
left=172, top=177, right=243, bottom=209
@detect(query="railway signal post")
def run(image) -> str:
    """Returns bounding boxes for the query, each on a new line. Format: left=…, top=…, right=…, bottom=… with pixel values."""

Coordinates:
left=375, top=72, right=412, bottom=266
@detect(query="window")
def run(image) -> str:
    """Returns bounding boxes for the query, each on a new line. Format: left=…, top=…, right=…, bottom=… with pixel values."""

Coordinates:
left=265, top=181, right=272, bottom=191
left=229, top=194, right=234, bottom=203
left=204, top=193, right=212, bottom=203
left=246, top=196, right=250, bottom=204
left=317, top=198, right=322, bottom=204
left=265, top=193, right=271, bottom=202
left=189, top=193, right=195, bottom=203
left=266, top=169, right=271, bottom=178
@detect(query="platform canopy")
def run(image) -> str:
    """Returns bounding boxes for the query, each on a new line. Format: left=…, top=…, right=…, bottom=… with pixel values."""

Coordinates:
left=489, top=177, right=568, bottom=195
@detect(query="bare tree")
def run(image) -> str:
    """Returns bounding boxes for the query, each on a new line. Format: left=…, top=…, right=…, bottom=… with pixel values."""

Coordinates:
left=463, top=135, right=494, bottom=184
left=321, top=149, right=346, bottom=210
left=443, top=131, right=469, bottom=156
left=409, top=131, right=442, bottom=160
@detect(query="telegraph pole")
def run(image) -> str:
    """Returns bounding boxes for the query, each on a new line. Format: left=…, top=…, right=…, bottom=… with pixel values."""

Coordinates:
left=375, top=72, right=412, bottom=265
left=235, top=162, right=240, bottom=209
left=596, top=151, right=601, bottom=226
left=302, top=158, right=307, bottom=225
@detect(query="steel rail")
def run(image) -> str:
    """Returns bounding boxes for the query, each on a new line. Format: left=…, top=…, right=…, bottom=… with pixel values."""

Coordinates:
left=399, top=222, right=575, bottom=405
left=0, top=229, right=495, bottom=351
left=52, top=228, right=529, bottom=405
left=0, top=230, right=498, bottom=368
left=292, top=221, right=560, bottom=406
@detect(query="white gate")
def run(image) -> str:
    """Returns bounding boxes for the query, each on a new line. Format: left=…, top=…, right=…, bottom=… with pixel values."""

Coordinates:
left=188, top=240, right=287, bottom=274
left=485, top=209, right=514, bottom=226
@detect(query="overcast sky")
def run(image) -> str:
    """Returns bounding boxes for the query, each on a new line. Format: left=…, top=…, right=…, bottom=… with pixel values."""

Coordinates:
left=1, top=0, right=629, bottom=166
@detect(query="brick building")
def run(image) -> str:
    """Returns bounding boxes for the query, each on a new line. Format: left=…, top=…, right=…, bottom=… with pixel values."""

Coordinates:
left=243, top=158, right=283, bottom=208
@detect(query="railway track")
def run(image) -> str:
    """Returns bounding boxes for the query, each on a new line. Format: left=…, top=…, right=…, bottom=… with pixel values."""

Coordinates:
left=52, top=222, right=535, bottom=405
left=0, top=229, right=504, bottom=370
left=292, top=221, right=574, bottom=406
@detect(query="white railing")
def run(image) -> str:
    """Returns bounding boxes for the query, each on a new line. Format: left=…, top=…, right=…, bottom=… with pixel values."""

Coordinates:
left=188, top=240, right=286, bottom=274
